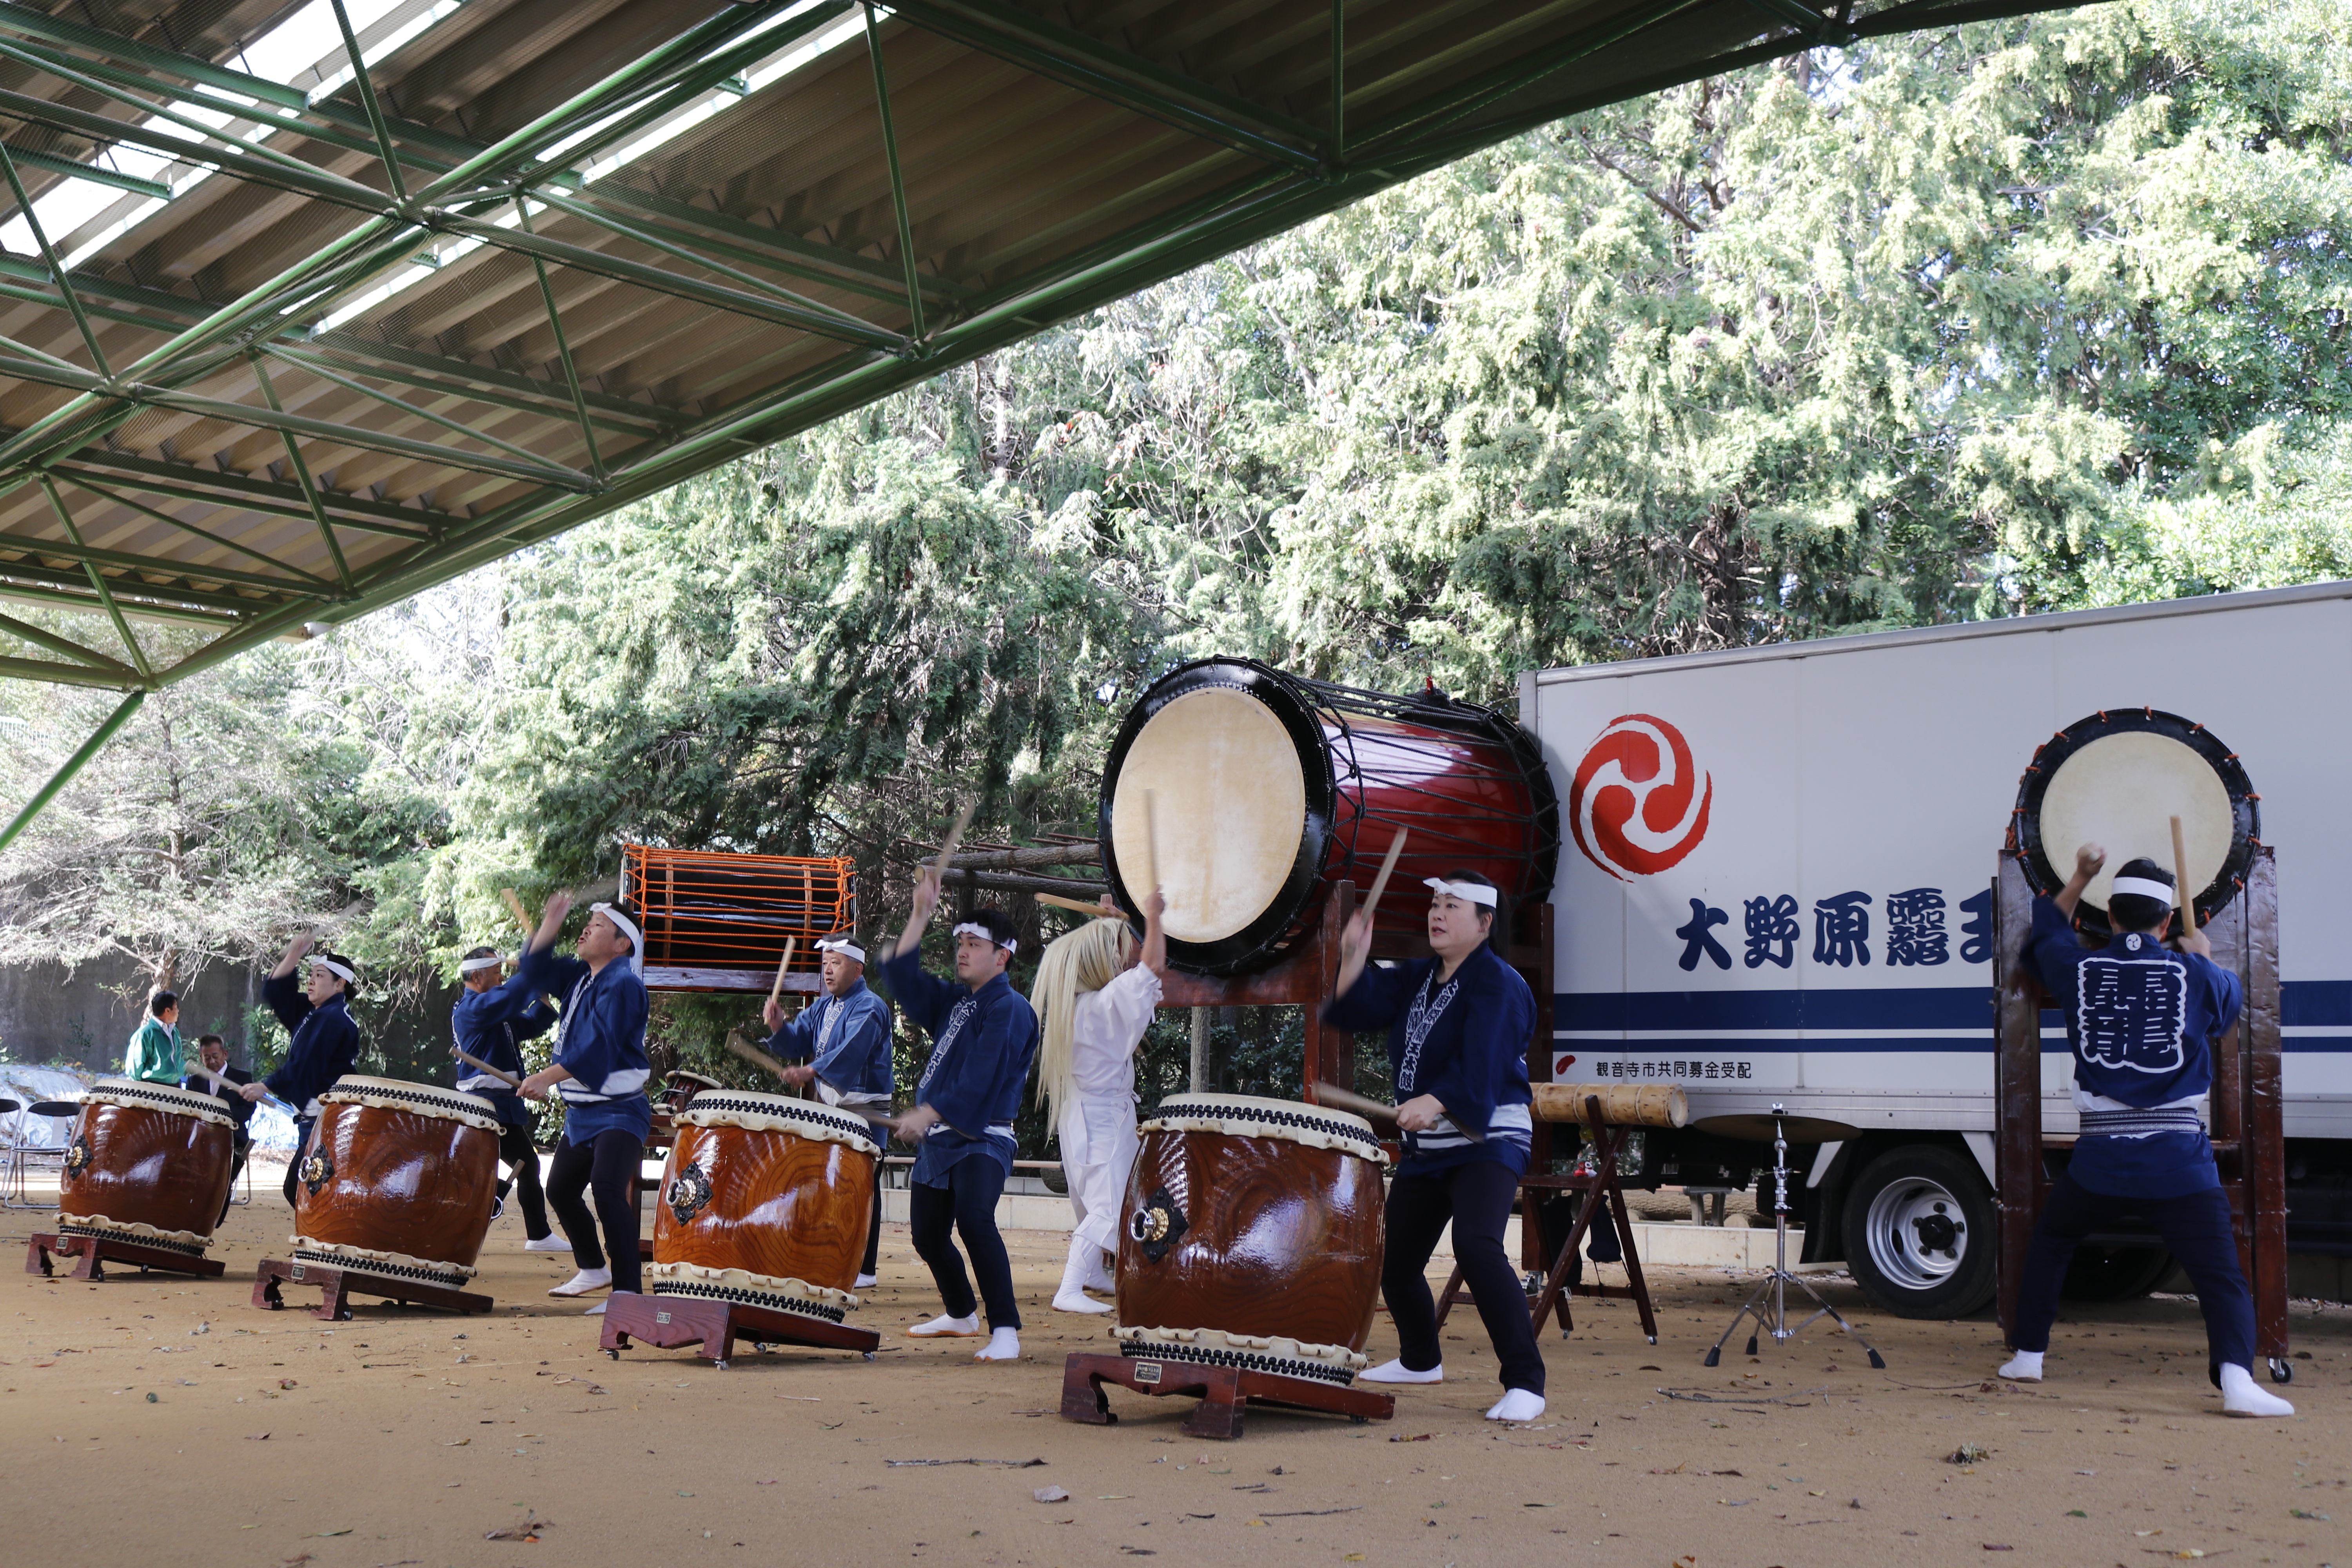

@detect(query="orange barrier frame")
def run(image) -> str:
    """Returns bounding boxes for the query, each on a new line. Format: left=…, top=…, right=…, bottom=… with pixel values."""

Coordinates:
left=621, top=844, right=858, bottom=994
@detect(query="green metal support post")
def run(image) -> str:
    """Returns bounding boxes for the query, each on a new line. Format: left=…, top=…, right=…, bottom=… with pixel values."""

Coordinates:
left=0, top=688, right=145, bottom=857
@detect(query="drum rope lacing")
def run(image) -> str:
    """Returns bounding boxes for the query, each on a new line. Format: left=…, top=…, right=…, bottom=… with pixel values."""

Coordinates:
left=318, top=1078, right=502, bottom=1131
left=57, top=1218, right=208, bottom=1257
left=290, top=1244, right=473, bottom=1289
left=1141, top=1098, right=1389, bottom=1158
left=81, top=1078, right=238, bottom=1130
left=1112, top=1336, right=1359, bottom=1387
left=677, top=1092, right=880, bottom=1154
left=650, top=1277, right=849, bottom=1323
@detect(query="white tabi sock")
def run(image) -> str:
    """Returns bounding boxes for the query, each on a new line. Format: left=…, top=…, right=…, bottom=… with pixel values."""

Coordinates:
left=1084, top=1247, right=1117, bottom=1296
left=1486, top=1389, right=1546, bottom=1423
left=1361, top=1358, right=1443, bottom=1385
left=1998, top=1350, right=2044, bottom=1382
left=974, top=1327, right=1020, bottom=1361
left=2219, top=1362, right=2294, bottom=1417
left=1054, top=1237, right=1112, bottom=1314
left=907, top=1312, right=982, bottom=1338
left=523, top=1235, right=571, bottom=1253
left=548, top=1267, right=611, bottom=1298
left=855, top=1273, right=878, bottom=1290
left=584, top=1290, right=633, bottom=1318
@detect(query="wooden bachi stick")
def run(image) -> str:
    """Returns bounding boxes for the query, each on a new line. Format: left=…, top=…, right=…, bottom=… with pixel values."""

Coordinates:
left=768, top=936, right=798, bottom=1007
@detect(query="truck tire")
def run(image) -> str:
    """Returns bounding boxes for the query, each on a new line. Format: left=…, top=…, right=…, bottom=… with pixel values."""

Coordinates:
left=1842, top=1145, right=1997, bottom=1319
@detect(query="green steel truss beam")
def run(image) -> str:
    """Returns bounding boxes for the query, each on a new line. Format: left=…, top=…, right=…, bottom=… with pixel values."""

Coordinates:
left=0, top=0, right=2099, bottom=727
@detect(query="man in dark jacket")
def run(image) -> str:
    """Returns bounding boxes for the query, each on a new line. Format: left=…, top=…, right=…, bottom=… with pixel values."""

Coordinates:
left=182, top=1034, right=253, bottom=1226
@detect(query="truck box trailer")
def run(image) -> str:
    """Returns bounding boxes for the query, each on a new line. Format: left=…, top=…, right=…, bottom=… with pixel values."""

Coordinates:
left=1518, top=580, right=2352, bottom=1318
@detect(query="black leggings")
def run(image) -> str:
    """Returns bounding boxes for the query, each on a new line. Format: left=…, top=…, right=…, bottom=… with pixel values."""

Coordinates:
left=546, top=1129, right=644, bottom=1294
left=495, top=1123, right=551, bottom=1240
left=863, top=1158, right=883, bottom=1276
left=909, top=1156, right=1019, bottom=1329
left=1385, top=1158, right=1546, bottom=1395
left=2012, top=1172, right=2254, bottom=1368
left=282, top=1119, right=313, bottom=1212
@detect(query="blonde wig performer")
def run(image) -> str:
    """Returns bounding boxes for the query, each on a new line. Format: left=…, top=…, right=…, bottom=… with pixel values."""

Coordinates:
left=1033, top=887, right=1167, bottom=1314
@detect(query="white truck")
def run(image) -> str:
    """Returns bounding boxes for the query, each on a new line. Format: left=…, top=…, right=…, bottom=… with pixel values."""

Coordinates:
left=1518, top=581, right=2352, bottom=1317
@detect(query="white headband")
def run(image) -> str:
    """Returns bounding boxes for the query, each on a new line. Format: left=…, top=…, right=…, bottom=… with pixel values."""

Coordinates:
left=2110, top=876, right=2175, bottom=908
left=816, top=937, right=866, bottom=965
left=309, top=956, right=356, bottom=984
left=457, top=953, right=506, bottom=976
left=952, top=921, right=1016, bottom=953
left=592, top=903, right=645, bottom=976
left=1423, top=877, right=1498, bottom=908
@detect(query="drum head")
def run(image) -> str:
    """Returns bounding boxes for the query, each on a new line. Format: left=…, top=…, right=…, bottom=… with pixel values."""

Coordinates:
left=1102, top=660, right=1335, bottom=972
left=2014, top=709, right=2257, bottom=940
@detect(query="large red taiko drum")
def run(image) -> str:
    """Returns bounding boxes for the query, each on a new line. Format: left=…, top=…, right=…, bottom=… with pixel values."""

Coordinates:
left=648, top=1090, right=879, bottom=1329
left=57, top=1078, right=236, bottom=1259
left=290, top=1077, right=501, bottom=1291
left=1112, top=1094, right=1388, bottom=1387
left=1100, top=657, right=1558, bottom=975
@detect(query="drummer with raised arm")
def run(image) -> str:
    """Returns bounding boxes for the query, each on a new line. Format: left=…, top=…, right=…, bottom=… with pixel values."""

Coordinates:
left=760, top=932, right=894, bottom=1288
left=517, top=895, right=653, bottom=1316
left=1325, top=869, right=1545, bottom=1424
left=2000, top=846, right=2292, bottom=1416
left=1033, top=889, right=1166, bottom=1314
left=241, top=935, right=362, bottom=1212
left=452, top=946, right=561, bottom=1251
left=880, top=873, right=1039, bottom=1362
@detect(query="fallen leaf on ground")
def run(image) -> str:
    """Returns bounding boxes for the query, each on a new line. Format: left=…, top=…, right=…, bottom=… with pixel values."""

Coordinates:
left=1033, top=1486, right=1070, bottom=1503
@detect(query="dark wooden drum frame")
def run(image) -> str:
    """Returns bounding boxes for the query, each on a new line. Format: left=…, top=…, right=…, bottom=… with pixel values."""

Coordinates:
left=1100, top=657, right=1559, bottom=975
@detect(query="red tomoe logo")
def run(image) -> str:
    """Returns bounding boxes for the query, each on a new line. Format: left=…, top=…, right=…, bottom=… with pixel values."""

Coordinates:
left=1569, top=714, right=1713, bottom=881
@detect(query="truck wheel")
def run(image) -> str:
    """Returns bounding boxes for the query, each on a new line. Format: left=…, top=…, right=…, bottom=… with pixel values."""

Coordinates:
left=1842, top=1145, right=1996, bottom=1319
left=2061, top=1245, right=2174, bottom=1303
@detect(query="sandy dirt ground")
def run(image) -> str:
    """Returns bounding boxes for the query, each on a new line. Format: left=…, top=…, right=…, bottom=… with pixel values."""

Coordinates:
left=4, top=1184, right=2347, bottom=1568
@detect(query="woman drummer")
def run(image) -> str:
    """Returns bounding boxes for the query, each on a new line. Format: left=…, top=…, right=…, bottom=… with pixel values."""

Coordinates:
left=241, top=933, right=363, bottom=1211
left=1032, top=886, right=1167, bottom=1314
left=1325, top=869, right=1544, bottom=1423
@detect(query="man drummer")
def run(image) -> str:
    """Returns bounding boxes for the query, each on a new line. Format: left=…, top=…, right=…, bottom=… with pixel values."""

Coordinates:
left=1999, top=846, right=2293, bottom=1416
left=124, top=990, right=183, bottom=1084
left=1032, top=889, right=1166, bottom=1314
left=1326, top=869, right=1546, bottom=1424
left=880, top=876, right=1038, bottom=1362
left=452, top=946, right=562, bottom=1252
left=183, top=1034, right=254, bottom=1225
left=517, top=895, right=653, bottom=1316
left=241, top=935, right=362, bottom=1212
left=761, top=932, right=893, bottom=1289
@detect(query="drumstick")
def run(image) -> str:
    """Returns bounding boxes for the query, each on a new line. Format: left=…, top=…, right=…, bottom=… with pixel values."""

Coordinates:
left=1036, top=891, right=1117, bottom=917
left=1142, top=788, right=1161, bottom=895
left=1312, top=1078, right=1484, bottom=1143
left=726, top=1031, right=795, bottom=1083
left=499, top=887, right=534, bottom=936
left=1359, top=828, right=1409, bottom=924
left=932, top=799, right=978, bottom=882
left=2170, top=814, right=2195, bottom=940
left=453, top=1047, right=521, bottom=1089
left=768, top=936, right=798, bottom=1007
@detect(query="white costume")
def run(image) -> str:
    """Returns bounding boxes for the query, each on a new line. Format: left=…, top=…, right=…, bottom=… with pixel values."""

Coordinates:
left=1057, top=964, right=1162, bottom=1278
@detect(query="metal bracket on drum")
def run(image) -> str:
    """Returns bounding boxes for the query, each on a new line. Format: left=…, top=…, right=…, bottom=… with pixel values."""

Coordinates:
left=1058, top=1351, right=1394, bottom=1440
left=25, top=1230, right=225, bottom=1282
left=250, top=1256, right=493, bottom=1321
left=599, top=1292, right=880, bottom=1368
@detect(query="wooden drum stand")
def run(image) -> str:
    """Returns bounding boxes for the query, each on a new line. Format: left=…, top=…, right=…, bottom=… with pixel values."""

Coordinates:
left=29, top=1229, right=225, bottom=1281
left=601, top=1292, right=880, bottom=1370
left=1991, top=848, right=2292, bottom=1379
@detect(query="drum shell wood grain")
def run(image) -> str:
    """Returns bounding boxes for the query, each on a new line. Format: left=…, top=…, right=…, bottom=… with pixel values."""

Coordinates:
left=1115, top=1127, right=1385, bottom=1350
left=653, top=1121, right=875, bottom=1293
left=59, top=1102, right=232, bottom=1238
left=296, top=1102, right=499, bottom=1267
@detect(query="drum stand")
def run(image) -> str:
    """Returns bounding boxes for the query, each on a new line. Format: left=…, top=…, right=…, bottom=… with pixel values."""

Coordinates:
left=252, top=1257, right=493, bottom=1321
left=1060, top=1351, right=1394, bottom=1441
left=601, top=1292, right=879, bottom=1369
left=1702, top=1105, right=1887, bottom=1369
left=27, top=1230, right=225, bottom=1281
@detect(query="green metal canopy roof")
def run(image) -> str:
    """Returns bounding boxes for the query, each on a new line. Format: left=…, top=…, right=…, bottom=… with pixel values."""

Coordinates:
left=0, top=0, right=2089, bottom=702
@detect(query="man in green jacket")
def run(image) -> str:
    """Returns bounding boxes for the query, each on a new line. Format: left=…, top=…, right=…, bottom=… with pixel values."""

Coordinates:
left=124, top=991, right=182, bottom=1084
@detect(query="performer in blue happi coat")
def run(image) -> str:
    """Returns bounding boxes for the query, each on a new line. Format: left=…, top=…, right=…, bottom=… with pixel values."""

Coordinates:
left=762, top=931, right=893, bottom=1287
left=1326, top=869, right=1546, bottom=1424
left=517, top=893, right=652, bottom=1316
left=2000, top=846, right=2292, bottom=1416
left=241, top=933, right=363, bottom=1211
left=879, top=871, right=1038, bottom=1362
left=451, top=946, right=561, bottom=1250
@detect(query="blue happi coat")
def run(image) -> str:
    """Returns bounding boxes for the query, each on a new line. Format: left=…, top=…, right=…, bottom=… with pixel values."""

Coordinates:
left=879, top=945, right=1036, bottom=1183
left=2021, top=895, right=2243, bottom=1197
left=451, top=970, right=555, bottom=1130
left=518, top=945, right=651, bottom=1143
left=261, top=971, right=361, bottom=1119
left=1324, top=941, right=1535, bottom=1176
left=764, top=978, right=893, bottom=1102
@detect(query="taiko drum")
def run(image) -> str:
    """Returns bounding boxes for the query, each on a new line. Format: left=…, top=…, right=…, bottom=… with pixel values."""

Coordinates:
left=1113, top=1094, right=1388, bottom=1386
left=57, top=1078, right=236, bottom=1256
left=290, top=1076, right=502, bottom=1289
left=650, top=1090, right=879, bottom=1326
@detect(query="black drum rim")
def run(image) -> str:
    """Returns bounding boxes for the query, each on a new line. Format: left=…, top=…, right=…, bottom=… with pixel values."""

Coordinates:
left=2012, top=706, right=2259, bottom=942
left=1099, top=657, right=1337, bottom=976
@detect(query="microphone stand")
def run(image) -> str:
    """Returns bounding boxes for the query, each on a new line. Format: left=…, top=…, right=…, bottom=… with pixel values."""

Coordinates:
left=1703, top=1102, right=1887, bottom=1369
